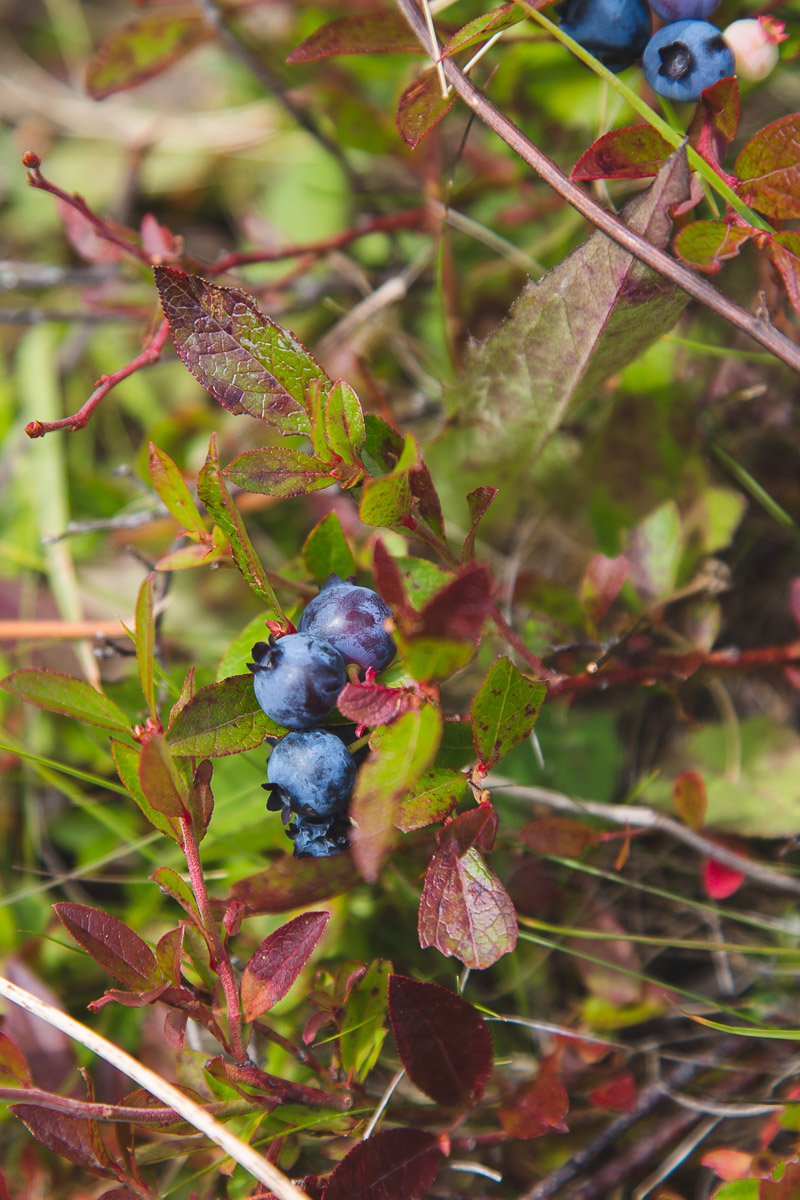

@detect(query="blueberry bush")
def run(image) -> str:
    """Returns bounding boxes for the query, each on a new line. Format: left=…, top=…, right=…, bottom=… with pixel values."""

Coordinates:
left=2, top=0, right=800, bottom=1197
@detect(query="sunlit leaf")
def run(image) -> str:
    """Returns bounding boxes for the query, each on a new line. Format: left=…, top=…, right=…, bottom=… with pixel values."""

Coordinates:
left=241, top=912, right=330, bottom=1021
left=0, top=670, right=130, bottom=735
left=167, top=673, right=285, bottom=757
left=418, top=846, right=518, bottom=969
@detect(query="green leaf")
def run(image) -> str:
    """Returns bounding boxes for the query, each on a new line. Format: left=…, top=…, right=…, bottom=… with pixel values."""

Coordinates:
left=197, top=434, right=288, bottom=624
left=627, top=500, right=682, bottom=602
left=673, top=221, right=752, bottom=272
left=216, top=615, right=271, bottom=683
left=85, top=11, right=210, bottom=100
left=151, top=866, right=204, bottom=929
left=286, top=12, right=421, bottom=61
left=571, top=125, right=672, bottom=181
left=350, top=706, right=443, bottom=881
left=436, top=720, right=478, bottom=769
left=440, top=4, right=521, bottom=57
left=155, top=267, right=329, bottom=434
left=1, top=669, right=130, bottom=735
left=111, top=739, right=182, bottom=844
left=399, top=636, right=474, bottom=682
left=450, top=151, right=690, bottom=464
left=167, top=674, right=286, bottom=757
left=735, top=114, right=800, bottom=220
left=325, top=379, right=366, bottom=465
left=362, top=414, right=405, bottom=474
left=224, top=446, right=335, bottom=498
left=471, top=657, right=547, bottom=769
left=138, top=734, right=187, bottom=819
left=340, top=960, right=391, bottom=1082
left=396, top=768, right=467, bottom=832
left=359, top=435, right=419, bottom=528
left=709, top=1183, right=758, bottom=1200
left=396, top=68, right=456, bottom=150
left=135, top=573, right=157, bottom=721
left=148, top=443, right=207, bottom=538
left=303, top=512, right=356, bottom=583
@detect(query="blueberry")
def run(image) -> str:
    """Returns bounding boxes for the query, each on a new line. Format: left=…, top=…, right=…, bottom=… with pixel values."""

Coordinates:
left=248, top=634, right=346, bottom=729
left=643, top=20, right=734, bottom=101
left=649, top=0, right=719, bottom=23
left=263, top=728, right=356, bottom=822
left=555, top=0, right=652, bottom=72
left=298, top=574, right=395, bottom=674
left=289, top=820, right=350, bottom=858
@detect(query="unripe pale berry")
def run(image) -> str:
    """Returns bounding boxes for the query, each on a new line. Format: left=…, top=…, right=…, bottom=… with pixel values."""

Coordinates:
left=723, top=17, right=785, bottom=82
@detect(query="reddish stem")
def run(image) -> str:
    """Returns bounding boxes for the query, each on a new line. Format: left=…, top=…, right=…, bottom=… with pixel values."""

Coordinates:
left=202, top=209, right=427, bottom=276
left=24, top=156, right=151, bottom=267
left=180, top=813, right=250, bottom=1065
left=25, top=318, right=170, bottom=438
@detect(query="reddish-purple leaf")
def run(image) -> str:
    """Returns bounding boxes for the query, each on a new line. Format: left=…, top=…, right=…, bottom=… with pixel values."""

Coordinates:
left=418, top=563, right=493, bottom=642
left=287, top=12, right=421, bottom=61
left=54, top=903, right=162, bottom=992
left=673, top=220, right=753, bottom=273
left=224, top=447, right=336, bottom=498
left=571, top=125, right=672, bottom=181
left=10, top=1106, right=115, bottom=1177
left=689, top=76, right=740, bottom=164
left=418, top=846, right=518, bottom=970
left=85, top=11, right=210, bottom=99
left=337, top=680, right=420, bottom=727
left=437, top=805, right=498, bottom=856
left=156, top=927, right=184, bottom=988
left=702, top=1149, right=753, bottom=1182
left=440, top=4, right=521, bottom=57
left=579, top=554, right=630, bottom=629
left=388, top=974, right=493, bottom=1105
left=0, top=961, right=75, bottom=1091
left=704, top=858, right=746, bottom=900
left=111, top=739, right=182, bottom=844
left=0, top=1172, right=9, bottom=1200
left=155, top=267, right=328, bottom=434
left=191, top=758, right=214, bottom=842
left=373, top=539, right=417, bottom=632
left=409, top=463, right=446, bottom=539
left=230, top=852, right=359, bottom=915
left=323, top=1127, right=442, bottom=1200
left=396, top=68, right=456, bottom=149
left=0, top=1033, right=32, bottom=1088
left=137, top=732, right=187, bottom=818
left=55, top=198, right=126, bottom=264
left=760, top=1157, right=800, bottom=1199
left=520, top=818, right=601, bottom=857
left=791, top=578, right=800, bottom=630
left=588, top=1070, right=637, bottom=1112
left=0, top=669, right=130, bottom=734
left=768, top=232, right=800, bottom=317
left=499, top=1069, right=569, bottom=1139
left=140, top=213, right=180, bottom=262
left=735, top=114, right=800, bottom=220
left=462, top=486, right=498, bottom=562
left=241, top=912, right=330, bottom=1022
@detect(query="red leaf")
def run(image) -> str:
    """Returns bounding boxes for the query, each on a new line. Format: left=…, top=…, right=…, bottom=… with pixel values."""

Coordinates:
left=673, top=770, right=707, bottom=831
left=418, top=846, right=518, bottom=970
left=53, top=903, right=162, bottom=992
left=373, top=539, right=417, bottom=632
left=418, top=563, right=493, bottom=642
left=241, top=912, right=330, bottom=1022
left=437, top=805, right=498, bottom=856
left=10, top=1106, right=114, bottom=1177
left=688, top=76, right=740, bottom=169
left=55, top=198, right=127, bottom=264
left=388, top=975, right=493, bottom=1105
left=571, top=126, right=672, bottom=181
left=735, top=114, right=800, bottom=220
left=520, top=818, right=600, bottom=857
left=791, top=578, right=800, bottom=630
left=500, top=1069, right=569, bottom=1139
left=704, top=858, right=746, bottom=900
left=337, top=679, right=420, bottom=727
left=761, top=1158, right=800, bottom=1198
left=768, top=232, right=800, bottom=317
left=702, top=1148, right=753, bottom=1181
left=287, top=12, right=422, bottom=61
left=588, top=1070, right=637, bottom=1112
left=323, top=1127, right=442, bottom=1200
left=409, top=463, right=446, bottom=540
left=230, top=851, right=359, bottom=915
left=140, top=213, right=180, bottom=262
left=396, top=69, right=456, bottom=149
left=137, top=731, right=187, bottom=818
left=579, top=554, right=630, bottom=628
left=462, top=486, right=498, bottom=563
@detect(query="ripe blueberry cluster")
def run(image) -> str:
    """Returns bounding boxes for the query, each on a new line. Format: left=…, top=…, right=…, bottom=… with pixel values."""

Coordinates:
left=556, top=0, right=784, bottom=99
left=248, top=574, right=395, bottom=857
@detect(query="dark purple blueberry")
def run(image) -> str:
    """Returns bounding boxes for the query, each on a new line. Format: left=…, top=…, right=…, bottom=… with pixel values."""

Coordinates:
left=649, top=0, right=720, bottom=21
left=643, top=20, right=734, bottom=100
left=556, top=0, right=652, bottom=71
left=298, top=574, right=395, bottom=674
left=263, top=728, right=356, bottom=822
left=247, top=634, right=346, bottom=730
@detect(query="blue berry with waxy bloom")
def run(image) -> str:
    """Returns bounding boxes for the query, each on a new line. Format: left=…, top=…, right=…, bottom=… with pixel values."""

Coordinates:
left=248, top=634, right=346, bottom=730
left=643, top=20, right=734, bottom=101
left=555, top=0, right=652, bottom=72
left=262, top=728, right=356, bottom=822
left=649, top=0, right=720, bottom=24
left=298, top=574, right=396, bottom=675
left=289, top=819, right=350, bottom=858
